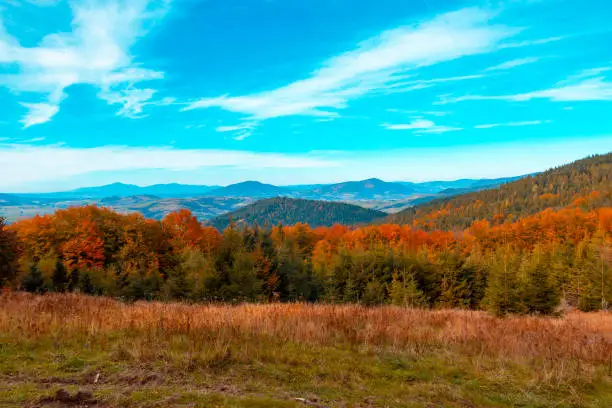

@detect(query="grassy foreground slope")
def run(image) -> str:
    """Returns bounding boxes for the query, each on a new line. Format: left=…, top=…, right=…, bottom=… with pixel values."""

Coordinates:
left=1, top=293, right=611, bottom=408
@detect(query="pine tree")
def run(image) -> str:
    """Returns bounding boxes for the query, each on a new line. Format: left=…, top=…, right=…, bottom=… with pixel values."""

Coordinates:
left=484, top=251, right=523, bottom=316
left=573, top=239, right=600, bottom=311
left=523, top=256, right=560, bottom=315
left=22, top=264, right=45, bottom=293
left=164, top=266, right=192, bottom=300
left=68, top=269, right=80, bottom=292
left=362, top=279, right=386, bottom=305
left=79, top=271, right=95, bottom=295
left=0, top=217, right=19, bottom=287
left=343, top=270, right=360, bottom=303
left=389, top=269, right=426, bottom=307
left=51, top=260, right=68, bottom=292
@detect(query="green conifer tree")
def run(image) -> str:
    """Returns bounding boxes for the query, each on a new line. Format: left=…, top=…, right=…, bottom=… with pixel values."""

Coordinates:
left=22, top=264, right=45, bottom=293
left=51, top=260, right=68, bottom=292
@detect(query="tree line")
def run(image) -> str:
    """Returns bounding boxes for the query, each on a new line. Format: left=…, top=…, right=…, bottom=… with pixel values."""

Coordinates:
left=1, top=200, right=610, bottom=315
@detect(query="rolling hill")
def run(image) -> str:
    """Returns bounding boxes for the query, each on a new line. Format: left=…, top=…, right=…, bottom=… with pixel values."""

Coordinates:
left=387, top=153, right=612, bottom=230
left=209, top=197, right=386, bottom=230
left=61, top=182, right=218, bottom=198
left=399, top=176, right=522, bottom=194
left=206, top=181, right=290, bottom=197
left=304, top=178, right=415, bottom=199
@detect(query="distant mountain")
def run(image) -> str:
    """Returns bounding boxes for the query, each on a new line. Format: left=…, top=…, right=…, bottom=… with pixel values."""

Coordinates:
left=67, top=182, right=145, bottom=197
left=209, top=197, right=386, bottom=230
left=207, top=181, right=290, bottom=197
left=1, top=176, right=531, bottom=223
left=65, top=182, right=218, bottom=198
left=386, top=153, right=612, bottom=230
left=397, top=176, right=522, bottom=194
left=0, top=194, right=23, bottom=206
left=139, top=183, right=218, bottom=197
left=305, top=178, right=415, bottom=199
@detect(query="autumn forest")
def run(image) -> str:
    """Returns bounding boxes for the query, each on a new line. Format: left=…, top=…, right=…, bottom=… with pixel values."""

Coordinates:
left=0, top=154, right=610, bottom=316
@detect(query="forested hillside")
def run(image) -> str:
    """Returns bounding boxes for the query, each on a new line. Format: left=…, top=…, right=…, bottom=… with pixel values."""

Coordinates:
left=209, top=197, right=386, bottom=230
left=387, top=153, right=612, bottom=230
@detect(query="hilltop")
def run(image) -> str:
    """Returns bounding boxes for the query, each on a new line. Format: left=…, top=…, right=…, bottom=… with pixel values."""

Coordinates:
left=209, top=197, right=386, bottom=230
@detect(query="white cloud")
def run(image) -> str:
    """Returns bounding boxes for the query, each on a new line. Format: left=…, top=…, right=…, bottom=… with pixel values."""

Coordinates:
left=387, top=109, right=450, bottom=117
left=415, top=125, right=463, bottom=134
left=383, top=119, right=462, bottom=134
left=443, top=68, right=612, bottom=103
left=499, top=36, right=565, bottom=49
left=215, top=122, right=258, bottom=141
left=99, top=88, right=175, bottom=119
left=19, top=102, right=60, bottom=127
left=184, top=7, right=520, bottom=121
left=0, top=144, right=338, bottom=189
left=383, top=119, right=436, bottom=130
left=20, top=137, right=46, bottom=143
left=485, top=57, right=539, bottom=71
left=0, top=0, right=172, bottom=127
left=474, top=120, right=550, bottom=129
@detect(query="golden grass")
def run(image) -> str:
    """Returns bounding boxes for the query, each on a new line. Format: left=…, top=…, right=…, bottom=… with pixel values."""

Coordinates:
left=2, top=292, right=611, bottom=366
left=2, top=293, right=612, bottom=407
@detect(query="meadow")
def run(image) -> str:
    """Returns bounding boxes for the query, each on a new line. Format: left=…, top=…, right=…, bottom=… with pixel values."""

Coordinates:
left=0, top=292, right=611, bottom=407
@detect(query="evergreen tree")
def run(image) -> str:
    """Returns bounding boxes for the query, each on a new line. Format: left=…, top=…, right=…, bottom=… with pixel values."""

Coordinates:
left=0, top=217, right=19, bottom=287
left=68, top=269, right=80, bottom=292
left=343, top=270, right=360, bottom=303
left=164, top=266, right=192, bottom=300
left=362, top=279, right=386, bottom=306
left=51, top=260, right=68, bottom=292
left=22, top=264, right=45, bottom=293
left=484, top=251, right=523, bottom=316
left=79, top=271, right=95, bottom=295
left=573, top=240, right=600, bottom=311
left=389, top=269, right=427, bottom=307
left=523, top=257, right=560, bottom=314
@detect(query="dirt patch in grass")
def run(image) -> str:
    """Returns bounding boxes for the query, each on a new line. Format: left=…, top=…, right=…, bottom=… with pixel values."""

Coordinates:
left=36, top=389, right=108, bottom=407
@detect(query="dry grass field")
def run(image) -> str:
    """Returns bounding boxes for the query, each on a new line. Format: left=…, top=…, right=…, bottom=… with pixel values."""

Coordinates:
left=1, top=292, right=611, bottom=407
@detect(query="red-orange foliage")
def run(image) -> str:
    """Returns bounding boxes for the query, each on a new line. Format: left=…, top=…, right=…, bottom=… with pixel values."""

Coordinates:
left=162, top=209, right=221, bottom=254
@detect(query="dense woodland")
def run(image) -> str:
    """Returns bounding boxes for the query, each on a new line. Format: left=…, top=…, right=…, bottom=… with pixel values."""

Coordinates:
left=0, top=153, right=610, bottom=315
left=209, top=197, right=386, bottom=230
left=0, top=201, right=610, bottom=315
left=387, top=153, right=612, bottom=230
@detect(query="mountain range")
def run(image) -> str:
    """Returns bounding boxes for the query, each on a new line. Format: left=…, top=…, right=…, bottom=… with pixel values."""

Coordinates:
left=16, top=176, right=518, bottom=199
left=0, top=176, right=520, bottom=223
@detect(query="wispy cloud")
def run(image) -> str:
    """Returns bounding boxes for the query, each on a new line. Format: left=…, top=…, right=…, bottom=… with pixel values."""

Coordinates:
left=485, top=57, right=539, bottom=71
left=215, top=122, right=257, bottom=140
left=442, top=68, right=612, bottom=103
left=0, top=0, right=172, bottom=127
left=19, top=102, right=60, bottom=128
left=184, top=8, right=521, bottom=121
left=383, top=119, right=436, bottom=130
left=382, top=119, right=462, bottom=134
left=100, top=88, right=175, bottom=119
left=387, top=109, right=449, bottom=117
left=474, top=120, right=551, bottom=129
left=0, top=144, right=338, bottom=188
left=499, top=36, right=565, bottom=49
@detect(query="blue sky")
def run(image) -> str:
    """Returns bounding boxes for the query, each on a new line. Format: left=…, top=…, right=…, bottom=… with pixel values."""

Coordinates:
left=0, top=0, right=611, bottom=192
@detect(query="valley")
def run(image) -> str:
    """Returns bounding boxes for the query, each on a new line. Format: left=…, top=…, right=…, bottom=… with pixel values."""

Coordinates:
left=0, top=177, right=518, bottom=223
